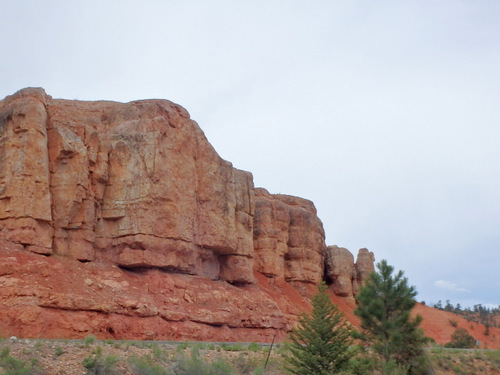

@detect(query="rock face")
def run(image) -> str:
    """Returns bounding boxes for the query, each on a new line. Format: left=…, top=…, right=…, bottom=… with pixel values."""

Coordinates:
left=0, top=88, right=255, bottom=284
left=325, top=246, right=356, bottom=297
left=325, top=246, right=375, bottom=297
left=0, top=88, right=374, bottom=341
left=253, top=188, right=325, bottom=286
left=355, top=248, right=376, bottom=285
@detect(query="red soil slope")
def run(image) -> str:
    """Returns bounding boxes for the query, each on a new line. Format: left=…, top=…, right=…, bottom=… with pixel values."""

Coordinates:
left=414, top=303, right=500, bottom=349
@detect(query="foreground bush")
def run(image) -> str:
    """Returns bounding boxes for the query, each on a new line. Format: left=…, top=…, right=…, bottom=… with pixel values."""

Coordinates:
left=83, top=346, right=119, bottom=375
left=174, top=346, right=232, bottom=375
left=0, top=346, right=44, bottom=375
left=128, top=355, right=168, bottom=375
left=444, top=327, right=476, bottom=349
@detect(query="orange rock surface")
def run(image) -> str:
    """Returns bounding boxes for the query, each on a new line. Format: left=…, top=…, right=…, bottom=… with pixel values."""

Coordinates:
left=1, top=88, right=255, bottom=283
left=0, top=88, right=496, bottom=348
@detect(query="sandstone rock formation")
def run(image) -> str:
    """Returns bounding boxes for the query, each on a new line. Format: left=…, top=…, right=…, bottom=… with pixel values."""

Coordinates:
left=0, top=88, right=255, bottom=284
left=355, top=247, right=376, bottom=284
left=0, top=88, right=375, bottom=341
left=253, top=188, right=325, bottom=287
left=325, top=245, right=356, bottom=297
left=324, top=246, right=376, bottom=297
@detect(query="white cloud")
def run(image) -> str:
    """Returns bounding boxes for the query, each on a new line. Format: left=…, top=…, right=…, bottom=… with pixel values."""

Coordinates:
left=434, top=280, right=470, bottom=293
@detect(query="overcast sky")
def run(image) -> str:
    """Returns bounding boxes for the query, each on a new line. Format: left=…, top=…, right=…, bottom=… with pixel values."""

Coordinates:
left=1, top=0, right=499, bottom=308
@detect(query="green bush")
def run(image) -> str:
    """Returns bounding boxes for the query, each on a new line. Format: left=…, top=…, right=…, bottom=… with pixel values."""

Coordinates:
left=128, top=355, right=168, bottom=375
left=221, top=343, right=244, bottom=352
left=54, top=346, right=64, bottom=357
left=174, top=349, right=232, bottom=375
left=0, top=346, right=44, bottom=375
left=246, top=343, right=260, bottom=352
left=445, top=328, right=476, bottom=348
left=344, top=354, right=378, bottom=375
left=83, top=347, right=119, bottom=375
left=84, top=335, right=97, bottom=346
left=152, top=345, right=165, bottom=360
left=231, top=353, right=261, bottom=375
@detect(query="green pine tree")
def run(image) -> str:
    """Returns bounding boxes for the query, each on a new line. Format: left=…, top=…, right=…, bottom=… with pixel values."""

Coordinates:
left=285, top=282, right=353, bottom=375
left=354, top=260, right=428, bottom=375
left=445, top=327, right=476, bottom=348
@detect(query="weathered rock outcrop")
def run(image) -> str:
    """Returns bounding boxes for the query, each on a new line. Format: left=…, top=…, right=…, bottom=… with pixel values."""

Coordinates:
left=355, top=247, right=376, bottom=285
left=0, top=88, right=255, bottom=284
left=324, top=246, right=375, bottom=297
left=253, top=188, right=325, bottom=287
left=325, top=245, right=356, bottom=297
left=0, top=88, right=374, bottom=341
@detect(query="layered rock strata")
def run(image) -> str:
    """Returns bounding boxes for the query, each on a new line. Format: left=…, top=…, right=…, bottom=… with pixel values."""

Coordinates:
left=0, top=88, right=255, bottom=284
left=253, top=188, right=325, bottom=285
left=0, top=88, right=375, bottom=341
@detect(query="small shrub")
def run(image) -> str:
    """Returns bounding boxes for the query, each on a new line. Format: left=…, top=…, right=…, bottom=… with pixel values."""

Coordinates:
left=112, top=341, right=122, bottom=349
left=152, top=345, right=164, bottom=360
left=83, top=349, right=119, bottom=375
left=451, top=364, right=467, bottom=375
left=0, top=346, right=45, bottom=375
left=232, top=343, right=244, bottom=351
left=382, top=360, right=409, bottom=375
left=84, top=335, right=97, bottom=346
left=449, top=319, right=458, bottom=327
left=128, top=355, right=168, bottom=375
left=54, top=346, right=64, bottom=357
left=221, top=343, right=244, bottom=352
left=174, top=349, right=232, bottom=375
left=232, top=353, right=257, bottom=375
left=274, top=343, right=287, bottom=355
left=247, top=342, right=260, bottom=352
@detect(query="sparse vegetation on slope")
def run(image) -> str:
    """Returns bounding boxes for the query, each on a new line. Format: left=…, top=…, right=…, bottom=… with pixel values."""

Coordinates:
left=0, top=338, right=499, bottom=374
left=430, top=301, right=500, bottom=330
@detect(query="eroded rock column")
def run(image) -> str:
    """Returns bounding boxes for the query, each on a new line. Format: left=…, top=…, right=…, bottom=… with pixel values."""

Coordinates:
left=0, top=88, right=53, bottom=254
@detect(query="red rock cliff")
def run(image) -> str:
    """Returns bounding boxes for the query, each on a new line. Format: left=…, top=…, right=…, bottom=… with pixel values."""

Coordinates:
left=0, top=88, right=373, bottom=341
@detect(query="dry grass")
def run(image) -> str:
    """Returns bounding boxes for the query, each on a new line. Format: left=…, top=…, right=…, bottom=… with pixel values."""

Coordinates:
left=0, top=338, right=499, bottom=375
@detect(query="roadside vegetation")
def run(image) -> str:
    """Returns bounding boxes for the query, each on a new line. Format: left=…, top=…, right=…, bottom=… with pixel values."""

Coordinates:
left=0, top=336, right=499, bottom=374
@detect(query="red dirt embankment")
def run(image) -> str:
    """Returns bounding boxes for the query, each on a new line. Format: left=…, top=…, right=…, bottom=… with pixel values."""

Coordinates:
left=414, top=303, right=500, bottom=349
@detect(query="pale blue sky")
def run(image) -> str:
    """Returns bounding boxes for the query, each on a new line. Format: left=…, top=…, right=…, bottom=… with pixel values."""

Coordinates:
left=1, top=0, right=499, bottom=308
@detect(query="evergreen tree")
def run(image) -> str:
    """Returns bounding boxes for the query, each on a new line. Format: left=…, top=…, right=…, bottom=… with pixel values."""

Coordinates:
left=354, top=260, right=428, bottom=375
left=286, top=282, right=353, bottom=375
left=445, top=327, right=476, bottom=348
